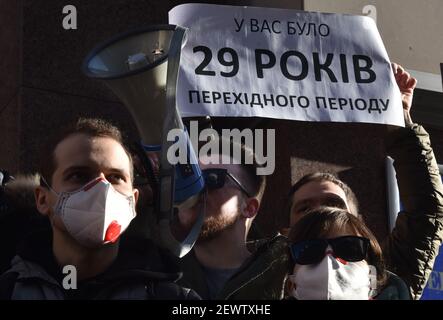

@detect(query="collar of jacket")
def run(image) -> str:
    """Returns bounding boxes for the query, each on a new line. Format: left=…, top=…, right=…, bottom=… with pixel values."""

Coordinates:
left=10, top=230, right=183, bottom=288
left=179, top=233, right=291, bottom=299
left=374, top=271, right=411, bottom=300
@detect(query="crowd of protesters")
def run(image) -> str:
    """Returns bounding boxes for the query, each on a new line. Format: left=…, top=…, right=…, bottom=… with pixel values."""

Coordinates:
left=0, top=64, right=442, bottom=300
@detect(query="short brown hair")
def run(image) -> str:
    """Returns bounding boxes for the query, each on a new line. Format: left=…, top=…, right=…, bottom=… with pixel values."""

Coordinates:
left=288, top=172, right=359, bottom=216
left=288, top=206, right=387, bottom=288
left=39, top=118, right=133, bottom=186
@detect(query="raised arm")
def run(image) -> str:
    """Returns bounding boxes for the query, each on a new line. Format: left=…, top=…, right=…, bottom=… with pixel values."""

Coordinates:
left=382, top=63, right=443, bottom=299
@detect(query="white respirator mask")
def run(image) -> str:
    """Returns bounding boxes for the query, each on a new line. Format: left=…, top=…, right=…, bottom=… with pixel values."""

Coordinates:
left=289, top=254, right=376, bottom=300
left=45, top=177, right=136, bottom=248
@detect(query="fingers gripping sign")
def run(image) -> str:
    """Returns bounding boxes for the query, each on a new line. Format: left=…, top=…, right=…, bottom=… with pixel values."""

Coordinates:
left=391, top=62, right=417, bottom=126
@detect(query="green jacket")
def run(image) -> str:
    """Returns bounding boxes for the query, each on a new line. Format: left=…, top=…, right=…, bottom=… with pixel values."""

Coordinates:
left=382, top=123, right=443, bottom=300
left=177, top=234, right=291, bottom=300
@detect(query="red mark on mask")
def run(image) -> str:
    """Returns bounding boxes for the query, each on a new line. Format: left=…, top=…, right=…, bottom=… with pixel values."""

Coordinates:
left=105, top=220, right=121, bottom=243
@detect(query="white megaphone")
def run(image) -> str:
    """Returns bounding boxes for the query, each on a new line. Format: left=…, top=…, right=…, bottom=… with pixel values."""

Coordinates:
left=82, top=25, right=205, bottom=257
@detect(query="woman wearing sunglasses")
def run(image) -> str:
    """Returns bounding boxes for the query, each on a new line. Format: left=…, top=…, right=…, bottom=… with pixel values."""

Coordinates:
left=286, top=206, right=410, bottom=300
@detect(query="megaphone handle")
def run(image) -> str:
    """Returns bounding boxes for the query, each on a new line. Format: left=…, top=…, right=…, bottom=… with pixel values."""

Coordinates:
left=158, top=191, right=206, bottom=258
left=158, top=25, right=187, bottom=222
left=158, top=168, right=175, bottom=214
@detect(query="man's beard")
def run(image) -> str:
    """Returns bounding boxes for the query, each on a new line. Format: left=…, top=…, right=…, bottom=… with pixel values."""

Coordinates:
left=197, top=210, right=240, bottom=243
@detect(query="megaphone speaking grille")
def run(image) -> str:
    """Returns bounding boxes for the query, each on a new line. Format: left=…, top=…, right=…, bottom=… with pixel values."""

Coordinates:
left=82, top=25, right=177, bottom=146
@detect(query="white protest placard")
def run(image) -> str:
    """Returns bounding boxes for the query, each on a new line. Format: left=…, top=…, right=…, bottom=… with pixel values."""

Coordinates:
left=169, top=3, right=404, bottom=127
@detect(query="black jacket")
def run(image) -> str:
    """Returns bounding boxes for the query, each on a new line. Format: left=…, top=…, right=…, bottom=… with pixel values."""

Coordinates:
left=0, top=230, right=200, bottom=300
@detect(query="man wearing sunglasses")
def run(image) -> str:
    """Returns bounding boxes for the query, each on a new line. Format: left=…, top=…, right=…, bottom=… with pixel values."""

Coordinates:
left=286, top=64, right=443, bottom=300
left=176, top=141, right=290, bottom=299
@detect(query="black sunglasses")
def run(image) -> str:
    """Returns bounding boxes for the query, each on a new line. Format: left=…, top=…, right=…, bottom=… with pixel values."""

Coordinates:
left=290, top=236, right=370, bottom=265
left=202, top=168, right=252, bottom=198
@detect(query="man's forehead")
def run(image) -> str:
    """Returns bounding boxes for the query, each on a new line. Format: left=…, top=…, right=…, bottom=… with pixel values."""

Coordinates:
left=293, top=193, right=347, bottom=207
left=292, top=180, right=348, bottom=207
left=54, top=134, right=131, bottom=174
left=294, top=180, right=346, bottom=198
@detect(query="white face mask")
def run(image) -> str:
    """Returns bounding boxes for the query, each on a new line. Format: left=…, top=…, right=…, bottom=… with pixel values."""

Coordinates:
left=49, top=177, right=136, bottom=248
left=289, top=255, right=375, bottom=300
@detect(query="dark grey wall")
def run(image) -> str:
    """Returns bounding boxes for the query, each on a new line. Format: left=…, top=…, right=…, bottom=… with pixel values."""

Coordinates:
left=0, top=0, right=21, bottom=173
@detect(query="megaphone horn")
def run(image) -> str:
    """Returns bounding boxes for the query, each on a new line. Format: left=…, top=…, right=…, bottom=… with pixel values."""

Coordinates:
left=82, top=24, right=179, bottom=147
left=82, top=25, right=205, bottom=257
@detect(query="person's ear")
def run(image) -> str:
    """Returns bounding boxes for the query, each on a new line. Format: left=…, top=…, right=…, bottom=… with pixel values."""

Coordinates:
left=132, top=188, right=139, bottom=205
left=285, top=276, right=295, bottom=296
left=35, top=186, right=51, bottom=217
left=242, top=197, right=259, bottom=219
